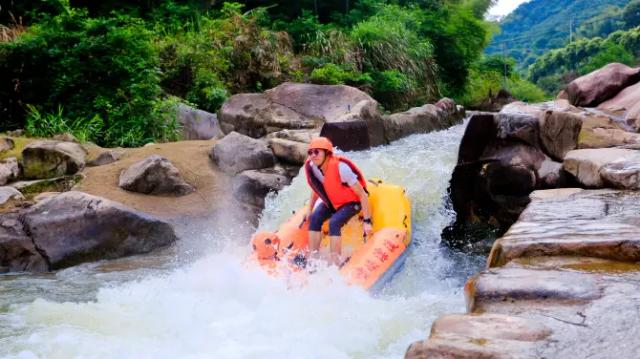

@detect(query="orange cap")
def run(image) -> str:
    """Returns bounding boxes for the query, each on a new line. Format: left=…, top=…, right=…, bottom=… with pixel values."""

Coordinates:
left=251, top=231, right=280, bottom=259
left=308, top=137, right=333, bottom=154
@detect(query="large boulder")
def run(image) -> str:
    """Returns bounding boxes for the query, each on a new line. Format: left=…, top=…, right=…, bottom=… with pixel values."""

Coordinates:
left=119, top=155, right=194, bottom=196
left=443, top=110, right=571, bottom=251
left=232, top=168, right=291, bottom=208
left=565, top=63, right=640, bottom=107
left=218, top=82, right=386, bottom=146
left=0, top=214, right=48, bottom=272
left=176, top=104, right=224, bottom=140
left=21, top=141, right=86, bottom=179
left=383, top=100, right=464, bottom=143
left=0, top=157, right=20, bottom=185
left=21, top=191, right=177, bottom=270
left=211, top=132, right=275, bottom=175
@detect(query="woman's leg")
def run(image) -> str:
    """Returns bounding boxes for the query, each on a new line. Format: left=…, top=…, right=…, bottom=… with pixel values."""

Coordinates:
left=308, top=202, right=333, bottom=258
left=328, top=203, right=361, bottom=265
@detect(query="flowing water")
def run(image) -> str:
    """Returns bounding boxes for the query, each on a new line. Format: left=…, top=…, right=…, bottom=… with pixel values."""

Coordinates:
left=0, top=122, right=485, bottom=359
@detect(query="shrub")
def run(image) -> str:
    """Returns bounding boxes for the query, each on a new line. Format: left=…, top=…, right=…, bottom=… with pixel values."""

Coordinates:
left=507, top=78, right=549, bottom=103
left=25, top=105, right=104, bottom=143
left=0, top=8, right=179, bottom=146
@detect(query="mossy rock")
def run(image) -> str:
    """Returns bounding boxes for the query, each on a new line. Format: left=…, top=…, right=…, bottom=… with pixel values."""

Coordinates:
left=11, top=174, right=84, bottom=200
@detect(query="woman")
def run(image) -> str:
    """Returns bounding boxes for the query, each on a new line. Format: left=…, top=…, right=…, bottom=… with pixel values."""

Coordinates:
left=304, top=137, right=373, bottom=265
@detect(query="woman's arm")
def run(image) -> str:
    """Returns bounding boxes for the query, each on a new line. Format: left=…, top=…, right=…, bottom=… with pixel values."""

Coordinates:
left=351, top=182, right=373, bottom=235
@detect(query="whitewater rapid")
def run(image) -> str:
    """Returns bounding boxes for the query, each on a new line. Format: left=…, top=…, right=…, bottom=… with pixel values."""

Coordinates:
left=0, top=122, right=484, bottom=358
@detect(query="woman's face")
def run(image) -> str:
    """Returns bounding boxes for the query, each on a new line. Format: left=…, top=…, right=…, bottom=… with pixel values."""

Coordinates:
left=308, top=148, right=327, bottom=166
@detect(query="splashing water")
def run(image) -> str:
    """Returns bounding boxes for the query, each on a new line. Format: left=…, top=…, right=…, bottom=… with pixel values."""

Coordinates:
left=0, top=122, right=484, bottom=359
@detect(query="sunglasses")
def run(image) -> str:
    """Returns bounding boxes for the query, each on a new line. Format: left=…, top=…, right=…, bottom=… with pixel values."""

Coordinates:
left=307, top=149, right=323, bottom=156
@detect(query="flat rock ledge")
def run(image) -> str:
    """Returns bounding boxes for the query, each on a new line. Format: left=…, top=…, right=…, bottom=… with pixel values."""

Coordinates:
left=409, top=188, right=640, bottom=358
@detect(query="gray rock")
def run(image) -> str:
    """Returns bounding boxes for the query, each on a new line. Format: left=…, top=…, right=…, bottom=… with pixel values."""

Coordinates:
left=0, top=214, right=48, bottom=272
left=211, top=132, right=275, bottom=175
left=119, top=155, right=194, bottom=196
left=268, top=138, right=307, bottom=165
left=600, top=154, right=640, bottom=190
left=0, top=186, right=24, bottom=208
left=21, top=191, right=177, bottom=270
left=87, top=150, right=124, bottom=167
left=6, top=129, right=24, bottom=137
left=563, top=148, right=637, bottom=187
left=176, top=104, right=224, bottom=140
left=0, top=157, right=20, bottom=185
left=0, top=137, right=14, bottom=152
left=383, top=104, right=444, bottom=143
left=52, top=133, right=79, bottom=143
left=218, top=82, right=386, bottom=146
left=267, top=129, right=318, bottom=144
left=468, top=267, right=601, bottom=312
left=539, top=110, right=582, bottom=160
left=218, top=93, right=316, bottom=138
left=21, top=141, right=86, bottom=179
left=232, top=168, right=291, bottom=208
left=496, top=102, right=543, bottom=148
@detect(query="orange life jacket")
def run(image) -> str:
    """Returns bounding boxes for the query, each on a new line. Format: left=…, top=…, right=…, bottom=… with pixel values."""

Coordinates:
left=305, top=155, right=367, bottom=211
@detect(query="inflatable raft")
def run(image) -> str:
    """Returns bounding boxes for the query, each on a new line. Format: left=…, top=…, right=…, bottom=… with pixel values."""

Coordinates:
left=251, top=179, right=411, bottom=291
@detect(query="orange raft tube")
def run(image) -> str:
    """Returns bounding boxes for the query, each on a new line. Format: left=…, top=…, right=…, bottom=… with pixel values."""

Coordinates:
left=251, top=179, right=412, bottom=292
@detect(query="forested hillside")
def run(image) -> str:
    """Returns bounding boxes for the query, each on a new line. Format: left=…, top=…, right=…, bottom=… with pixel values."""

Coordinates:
left=3, top=0, right=534, bottom=147
left=487, top=0, right=633, bottom=69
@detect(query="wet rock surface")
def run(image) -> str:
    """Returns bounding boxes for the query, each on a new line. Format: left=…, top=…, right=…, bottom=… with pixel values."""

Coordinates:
left=489, top=189, right=640, bottom=267
left=119, top=155, right=194, bottom=196
left=421, top=175, right=640, bottom=358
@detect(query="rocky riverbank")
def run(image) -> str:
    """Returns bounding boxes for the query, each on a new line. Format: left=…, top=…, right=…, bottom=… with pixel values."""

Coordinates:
left=0, top=82, right=463, bottom=274
left=408, top=63, right=640, bottom=358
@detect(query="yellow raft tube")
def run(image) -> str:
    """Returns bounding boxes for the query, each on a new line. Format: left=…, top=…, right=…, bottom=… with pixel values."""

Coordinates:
left=251, top=179, right=411, bottom=291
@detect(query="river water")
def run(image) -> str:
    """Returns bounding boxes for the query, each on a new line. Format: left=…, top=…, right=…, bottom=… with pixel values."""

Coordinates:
left=0, top=122, right=484, bottom=358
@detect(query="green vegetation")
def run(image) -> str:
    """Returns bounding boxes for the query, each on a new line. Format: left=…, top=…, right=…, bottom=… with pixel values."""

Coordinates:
left=487, top=0, right=630, bottom=69
left=1, top=0, right=516, bottom=146
left=529, top=27, right=640, bottom=95
left=459, top=55, right=548, bottom=107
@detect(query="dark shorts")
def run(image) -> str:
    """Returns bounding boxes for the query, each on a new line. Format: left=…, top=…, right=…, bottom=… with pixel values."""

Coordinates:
left=309, top=202, right=361, bottom=236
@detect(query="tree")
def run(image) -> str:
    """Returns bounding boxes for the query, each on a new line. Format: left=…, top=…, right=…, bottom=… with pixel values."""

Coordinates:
left=623, top=0, right=640, bottom=29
